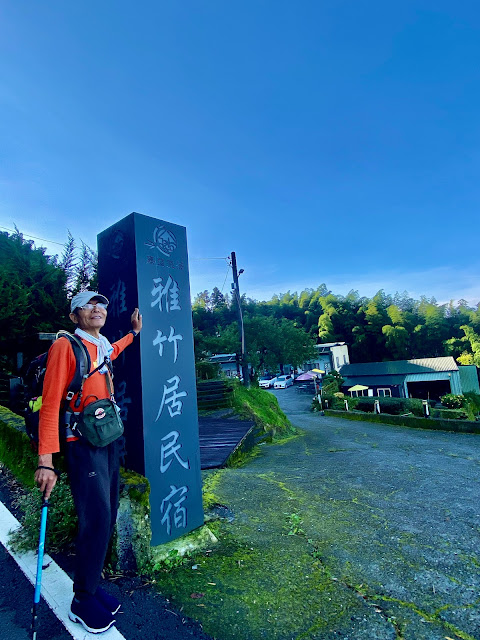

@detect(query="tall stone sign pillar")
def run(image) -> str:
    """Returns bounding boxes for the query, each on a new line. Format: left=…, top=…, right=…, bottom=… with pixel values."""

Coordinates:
left=98, top=212, right=204, bottom=546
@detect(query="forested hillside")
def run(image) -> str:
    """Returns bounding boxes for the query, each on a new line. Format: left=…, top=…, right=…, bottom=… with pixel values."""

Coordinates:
left=193, top=286, right=480, bottom=367
left=1, top=229, right=480, bottom=374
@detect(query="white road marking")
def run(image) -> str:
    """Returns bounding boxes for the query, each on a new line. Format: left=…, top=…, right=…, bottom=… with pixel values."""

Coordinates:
left=0, top=500, right=126, bottom=640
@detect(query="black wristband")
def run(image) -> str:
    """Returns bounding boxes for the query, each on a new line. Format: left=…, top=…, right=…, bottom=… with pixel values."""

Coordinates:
left=37, top=466, right=60, bottom=477
left=129, top=330, right=138, bottom=337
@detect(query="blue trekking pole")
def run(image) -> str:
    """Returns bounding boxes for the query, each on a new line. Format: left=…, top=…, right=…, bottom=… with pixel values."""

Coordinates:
left=31, top=492, right=49, bottom=640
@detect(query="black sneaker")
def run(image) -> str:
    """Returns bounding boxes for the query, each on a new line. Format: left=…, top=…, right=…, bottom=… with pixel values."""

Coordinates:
left=69, top=595, right=115, bottom=634
left=95, top=586, right=121, bottom=615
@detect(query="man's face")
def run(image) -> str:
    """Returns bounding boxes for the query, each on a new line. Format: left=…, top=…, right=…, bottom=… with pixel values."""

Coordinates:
left=72, top=298, right=107, bottom=333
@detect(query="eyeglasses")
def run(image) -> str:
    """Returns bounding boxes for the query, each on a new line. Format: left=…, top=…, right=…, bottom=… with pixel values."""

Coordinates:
left=80, top=303, right=108, bottom=310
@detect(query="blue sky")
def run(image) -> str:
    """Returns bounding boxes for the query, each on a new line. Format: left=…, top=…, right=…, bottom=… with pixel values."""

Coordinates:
left=1, top=1, right=479, bottom=304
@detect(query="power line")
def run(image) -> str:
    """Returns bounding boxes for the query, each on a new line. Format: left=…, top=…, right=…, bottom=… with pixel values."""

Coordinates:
left=190, top=257, right=229, bottom=261
left=220, top=263, right=232, bottom=294
left=0, top=227, right=231, bottom=262
left=0, top=226, right=65, bottom=247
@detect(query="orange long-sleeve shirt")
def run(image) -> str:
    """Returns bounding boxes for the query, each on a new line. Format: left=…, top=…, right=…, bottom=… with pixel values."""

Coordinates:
left=38, top=332, right=134, bottom=454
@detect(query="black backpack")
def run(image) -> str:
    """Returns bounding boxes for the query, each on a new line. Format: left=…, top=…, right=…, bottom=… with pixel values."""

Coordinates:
left=23, top=331, right=92, bottom=449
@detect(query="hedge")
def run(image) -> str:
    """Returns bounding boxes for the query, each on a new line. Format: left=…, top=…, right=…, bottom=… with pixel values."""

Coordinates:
left=352, top=396, right=425, bottom=416
left=324, top=409, right=480, bottom=434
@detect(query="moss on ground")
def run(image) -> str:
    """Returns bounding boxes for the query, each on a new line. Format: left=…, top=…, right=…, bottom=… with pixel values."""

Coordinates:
left=202, top=469, right=227, bottom=510
left=151, top=463, right=479, bottom=640
left=152, top=470, right=389, bottom=639
left=153, top=523, right=373, bottom=640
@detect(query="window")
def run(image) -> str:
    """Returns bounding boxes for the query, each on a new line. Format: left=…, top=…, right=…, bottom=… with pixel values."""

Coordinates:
left=378, top=388, right=392, bottom=397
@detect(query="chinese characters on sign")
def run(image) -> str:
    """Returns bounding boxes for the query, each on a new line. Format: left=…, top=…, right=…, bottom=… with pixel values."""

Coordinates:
left=151, top=270, right=190, bottom=538
left=153, top=327, right=183, bottom=362
left=155, top=375, right=187, bottom=420
left=99, top=212, right=204, bottom=546
left=151, top=276, right=181, bottom=312
left=109, top=279, right=127, bottom=318
left=147, top=255, right=185, bottom=270
left=160, top=485, right=188, bottom=536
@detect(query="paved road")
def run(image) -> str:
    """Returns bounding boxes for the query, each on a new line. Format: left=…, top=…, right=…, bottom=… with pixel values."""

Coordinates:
left=2, top=390, right=479, bottom=640
left=194, top=386, right=480, bottom=640
left=0, top=469, right=213, bottom=640
left=0, top=543, right=71, bottom=640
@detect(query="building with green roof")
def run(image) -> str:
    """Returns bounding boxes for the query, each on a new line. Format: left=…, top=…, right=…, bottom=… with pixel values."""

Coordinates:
left=340, top=357, right=479, bottom=401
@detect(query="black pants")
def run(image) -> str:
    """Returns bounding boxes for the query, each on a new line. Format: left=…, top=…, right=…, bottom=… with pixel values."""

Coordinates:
left=66, top=438, right=120, bottom=598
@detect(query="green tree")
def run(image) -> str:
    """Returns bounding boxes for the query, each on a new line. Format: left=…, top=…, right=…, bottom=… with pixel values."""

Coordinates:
left=193, top=290, right=212, bottom=310
left=0, top=230, right=69, bottom=371
left=73, top=240, right=97, bottom=293
left=60, top=230, right=77, bottom=297
left=457, top=325, right=480, bottom=366
left=210, top=287, right=226, bottom=309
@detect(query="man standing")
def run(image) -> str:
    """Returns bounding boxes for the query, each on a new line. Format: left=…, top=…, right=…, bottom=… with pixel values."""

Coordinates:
left=35, top=291, right=142, bottom=633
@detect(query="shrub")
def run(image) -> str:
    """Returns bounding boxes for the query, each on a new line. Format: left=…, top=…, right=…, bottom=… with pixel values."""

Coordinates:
left=311, top=394, right=345, bottom=412
left=462, top=392, right=480, bottom=421
left=9, top=475, right=77, bottom=553
left=346, top=396, right=360, bottom=410
left=431, top=408, right=468, bottom=420
left=440, top=394, right=465, bottom=409
left=352, top=397, right=426, bottom=416
left=464, top=392, right=480, bottom=411
left=195, top=360, right=221, bottom=380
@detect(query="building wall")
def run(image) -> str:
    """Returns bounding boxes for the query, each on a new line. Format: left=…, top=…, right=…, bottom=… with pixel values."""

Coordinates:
left=403, top=371, right=460, bottom=397
left=343, top=384, right=403, bottom=398
left=330, top=345, right=350, bottom=370
left=302, top=344, right=350, bottom=374
left=220, top=363, right=238, bottom=377
left=458, top=365, right=480, bottom=394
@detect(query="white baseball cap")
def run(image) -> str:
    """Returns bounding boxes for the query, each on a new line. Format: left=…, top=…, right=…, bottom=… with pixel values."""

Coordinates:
left=70, top=291, right=109, bottom=312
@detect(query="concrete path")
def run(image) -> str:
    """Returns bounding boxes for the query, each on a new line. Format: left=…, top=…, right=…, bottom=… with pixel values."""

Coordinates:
left=187, top=387, right=480, bottom=640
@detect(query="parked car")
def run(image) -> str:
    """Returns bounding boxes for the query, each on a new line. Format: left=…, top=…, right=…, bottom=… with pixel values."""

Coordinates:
left=273, top=375, right=294, bottom=389
left=259, top=375, right=278, bottom=388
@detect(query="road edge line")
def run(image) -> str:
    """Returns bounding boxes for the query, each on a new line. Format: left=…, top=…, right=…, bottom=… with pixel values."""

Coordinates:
left=0, top=499, right=126, bottom=640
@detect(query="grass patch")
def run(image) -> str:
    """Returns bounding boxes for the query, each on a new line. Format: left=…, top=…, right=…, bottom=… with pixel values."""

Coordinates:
left=0, top=404, right=152, bottom=559
left=0, top=404, right=37, bottom=488
left=231, top=383, right=295, bottom=438
left=202, top=469, right=226, bottom=510
left=9, top=474, right=77, bottom=553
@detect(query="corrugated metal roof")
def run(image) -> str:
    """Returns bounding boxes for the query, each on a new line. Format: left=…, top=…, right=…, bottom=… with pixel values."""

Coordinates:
left=407, top=357, right=458, bottom=371
left=341, top=356, right=458, bottom=377
left=209, top=353, right=237, bottom=363
left=316, top=342, right=346, bottom=348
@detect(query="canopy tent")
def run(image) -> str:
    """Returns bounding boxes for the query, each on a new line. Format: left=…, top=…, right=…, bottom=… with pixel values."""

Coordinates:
left=296, top=369, right=324, bottom=381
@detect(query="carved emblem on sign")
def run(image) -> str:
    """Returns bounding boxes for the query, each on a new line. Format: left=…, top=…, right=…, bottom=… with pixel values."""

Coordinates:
left=145, top=226, right=177, bottom=257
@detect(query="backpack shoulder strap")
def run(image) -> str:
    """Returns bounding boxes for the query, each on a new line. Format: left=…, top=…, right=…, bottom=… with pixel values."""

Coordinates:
left=56, top=331, right=92, bottom=407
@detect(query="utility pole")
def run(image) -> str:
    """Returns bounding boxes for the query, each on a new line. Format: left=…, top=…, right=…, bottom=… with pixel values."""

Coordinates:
left=230, top=251, right=249, bottom=387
